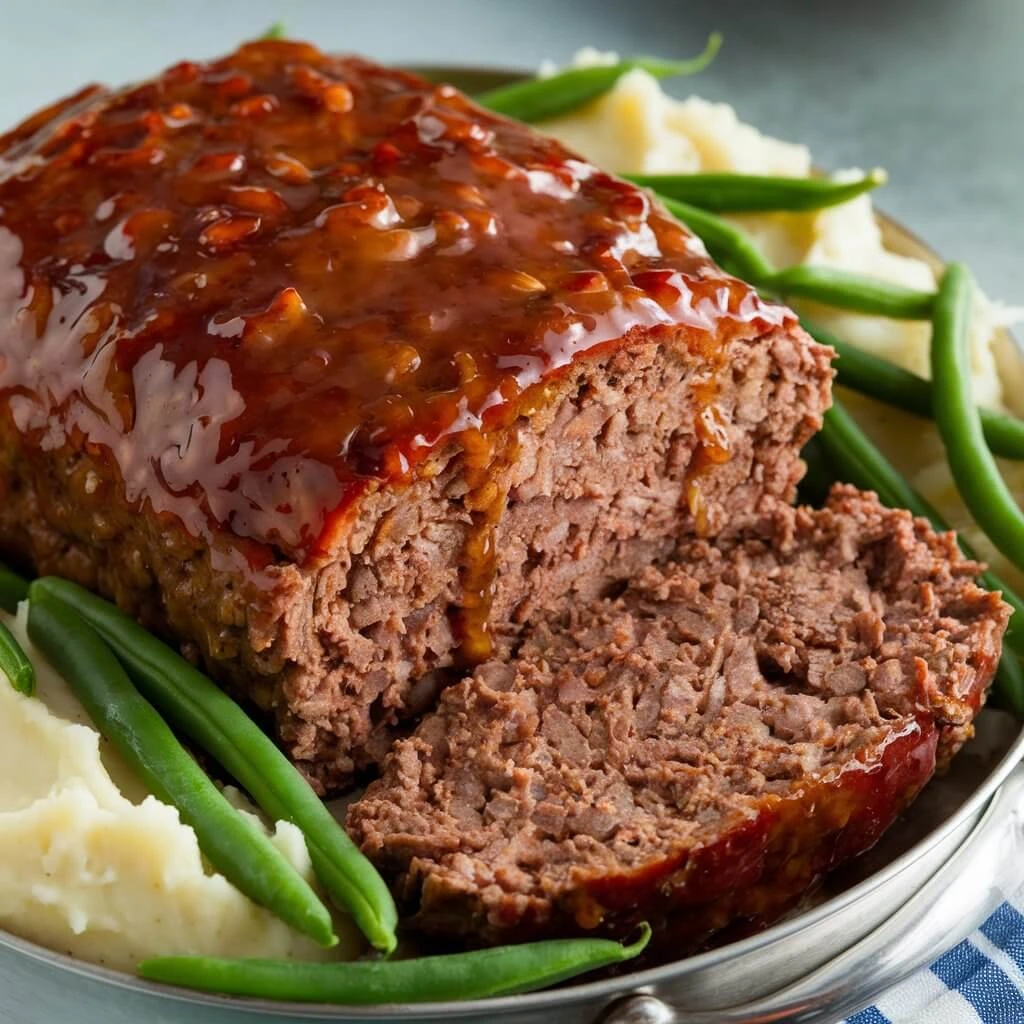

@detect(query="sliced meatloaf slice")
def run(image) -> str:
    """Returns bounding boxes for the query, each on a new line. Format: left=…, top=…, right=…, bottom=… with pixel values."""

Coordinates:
left=348, top=486, right=1010, bottom=946
left=0, top=41, right=831, bottom=791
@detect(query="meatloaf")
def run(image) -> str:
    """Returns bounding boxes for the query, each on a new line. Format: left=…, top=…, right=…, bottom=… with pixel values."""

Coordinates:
left=0, top=40, right=831, bottom=790
left=348, top=487, right=1010, bottom=946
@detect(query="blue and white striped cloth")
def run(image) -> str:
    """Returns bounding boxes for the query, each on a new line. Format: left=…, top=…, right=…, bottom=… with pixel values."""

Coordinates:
left=841, top=900, right=1024, bottom=1023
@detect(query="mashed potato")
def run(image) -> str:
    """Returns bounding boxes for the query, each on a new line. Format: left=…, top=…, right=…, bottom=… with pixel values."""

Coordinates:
left=542, top=61, right=1024, bottom=588
left=0, top=607, right=359, bottom=970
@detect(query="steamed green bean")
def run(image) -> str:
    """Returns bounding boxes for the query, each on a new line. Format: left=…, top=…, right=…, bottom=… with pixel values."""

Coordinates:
left=141, top=925, right=652, bottom=1003
left=769, top=265, right=935, bottom=320
left=658, top=195, right=774, bottom=281
left=476, top=35, right=720, bottom=122
left=930, top=264, right=1024, bottom=575
left=629, top=168, right=886, bottom=213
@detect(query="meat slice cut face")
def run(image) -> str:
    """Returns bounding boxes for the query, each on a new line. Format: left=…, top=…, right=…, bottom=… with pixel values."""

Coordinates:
left=0, top=41, right=832, bottom=789
left=348, top=487, right=1010, bottom=947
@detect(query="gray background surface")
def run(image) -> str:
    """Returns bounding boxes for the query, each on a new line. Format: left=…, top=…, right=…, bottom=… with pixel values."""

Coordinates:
left=1, top=0, right=1021, bottom=298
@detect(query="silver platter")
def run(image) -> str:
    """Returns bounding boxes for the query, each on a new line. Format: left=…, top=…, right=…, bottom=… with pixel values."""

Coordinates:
left=2, top=65, right=1023, bottom=1024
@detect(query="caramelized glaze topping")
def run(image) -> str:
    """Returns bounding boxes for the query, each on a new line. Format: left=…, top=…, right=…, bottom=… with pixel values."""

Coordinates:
left=0, top=41, right=792, bottom=565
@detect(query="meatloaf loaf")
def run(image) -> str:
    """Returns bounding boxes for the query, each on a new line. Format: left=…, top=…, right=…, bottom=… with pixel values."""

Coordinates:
left=0, top=40, right=831, bottom=790
left=348, top=487, right=1010, bottom=946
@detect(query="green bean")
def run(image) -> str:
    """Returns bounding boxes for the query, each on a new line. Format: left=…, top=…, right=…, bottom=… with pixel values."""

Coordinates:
left=140, top=924, right=651, bottom=1003
left=817, top=401, right=1024, bottom=714
left=25, top=591, right=338, bottom=949
left=0, top=618, right=34, bottom=696
left=628, top=168, right=886, bottom=213
left=32, top=576, right=398, bottom=955
left=261, top=22, right=286, bottom=39
left=769, top=265, right=935, bottom=320
left=476, top=34, right=721, bottom=123
left=658, top=196, right=774, bottom=282
left=931, top=263, right=1024, bottom=576
left=0, top=563, right=28, bottom=614
left=0, top=562, right=33, bottom=694
left=655, top=195, right=937, bottom=320
left=805, top=320, right=1024, bottom=460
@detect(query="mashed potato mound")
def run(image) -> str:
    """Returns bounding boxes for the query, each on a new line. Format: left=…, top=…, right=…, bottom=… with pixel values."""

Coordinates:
left=0, top=608, right=359, bottom=970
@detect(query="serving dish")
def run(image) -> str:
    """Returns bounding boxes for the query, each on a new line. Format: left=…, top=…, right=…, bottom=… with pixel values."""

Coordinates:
left=1, top=64, right=1022, bottom=1024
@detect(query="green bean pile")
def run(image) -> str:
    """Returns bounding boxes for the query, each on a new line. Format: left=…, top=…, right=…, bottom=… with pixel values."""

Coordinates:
left=32, top=577, right=399, bottom=957
left=0, top=619, right=33, bottom=695
left=0, top=40, right=1021, bottom=1007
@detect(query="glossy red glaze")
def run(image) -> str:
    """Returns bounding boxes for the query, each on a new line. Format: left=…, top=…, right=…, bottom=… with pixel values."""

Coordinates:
left=0, top=41, right=791, bottom=567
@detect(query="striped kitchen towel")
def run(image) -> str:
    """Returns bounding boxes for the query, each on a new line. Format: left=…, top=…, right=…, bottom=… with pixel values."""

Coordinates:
left=842, top=900, right=1024, bottom=1023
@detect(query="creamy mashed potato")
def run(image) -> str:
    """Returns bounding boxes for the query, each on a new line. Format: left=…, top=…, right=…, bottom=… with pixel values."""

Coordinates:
left=542, top=60, right=1024, bottom=588
left=0, top=607, right=359, bottom=970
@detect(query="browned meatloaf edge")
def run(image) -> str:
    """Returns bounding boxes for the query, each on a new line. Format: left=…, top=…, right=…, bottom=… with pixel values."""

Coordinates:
left=348, top=486, right=1010, bottom=947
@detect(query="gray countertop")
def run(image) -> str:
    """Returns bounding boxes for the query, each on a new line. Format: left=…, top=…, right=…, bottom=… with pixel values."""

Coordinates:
left=2, top=0, right=1021, bottom=299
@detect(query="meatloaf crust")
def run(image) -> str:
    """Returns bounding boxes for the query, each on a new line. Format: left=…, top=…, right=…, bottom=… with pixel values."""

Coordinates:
left=348, top=487, right=1010, bottom=945
left=0, top=41, right=831, bottom=788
